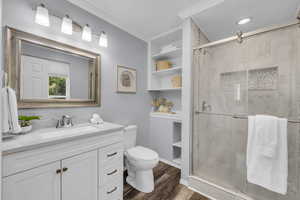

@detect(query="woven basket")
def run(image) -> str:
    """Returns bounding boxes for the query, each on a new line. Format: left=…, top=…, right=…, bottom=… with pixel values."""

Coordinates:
left=156, top=61, right=172, bottom=71
left=171, top=75, right=182, bottom=88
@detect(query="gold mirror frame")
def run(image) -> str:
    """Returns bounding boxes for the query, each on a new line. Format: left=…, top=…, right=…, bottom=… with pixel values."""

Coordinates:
left=5, top=27, right=101, bottom=108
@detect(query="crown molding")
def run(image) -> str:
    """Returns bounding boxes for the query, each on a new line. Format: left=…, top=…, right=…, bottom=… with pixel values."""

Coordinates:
left=178, top=0, right=224, bottom=19
left=67, top=0, right=147, bottom=41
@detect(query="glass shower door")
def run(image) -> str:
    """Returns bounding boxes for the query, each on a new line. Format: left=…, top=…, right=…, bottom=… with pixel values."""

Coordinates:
left=192, top=25, right=300, bottom=200
left=192, top=42, right=248, bottom=192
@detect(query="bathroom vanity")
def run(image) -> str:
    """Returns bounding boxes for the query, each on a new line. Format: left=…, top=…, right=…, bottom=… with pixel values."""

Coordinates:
left=2, top=122, right=124, bottom=200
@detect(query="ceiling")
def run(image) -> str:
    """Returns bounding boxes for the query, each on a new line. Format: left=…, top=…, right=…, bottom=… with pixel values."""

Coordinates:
left=193, top=0, right=300, bottom=41
left=67, top=0, right=300, bottom=42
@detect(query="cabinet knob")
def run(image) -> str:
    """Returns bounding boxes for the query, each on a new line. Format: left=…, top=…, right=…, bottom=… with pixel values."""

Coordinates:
left=63, top=167, right=68, bottom=172
left=56, top=169, right=62, bottom=174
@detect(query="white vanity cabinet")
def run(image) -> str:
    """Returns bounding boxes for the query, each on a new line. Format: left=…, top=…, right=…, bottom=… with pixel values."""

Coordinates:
left=2, top=123, right=124, bottom=200
left=62, top=151, right=98, bottom=200
left=3, top=161, right=61, bottom=200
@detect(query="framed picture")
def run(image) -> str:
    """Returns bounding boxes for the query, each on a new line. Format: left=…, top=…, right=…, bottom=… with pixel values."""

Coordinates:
left=117, top=65, right=137, bottom=93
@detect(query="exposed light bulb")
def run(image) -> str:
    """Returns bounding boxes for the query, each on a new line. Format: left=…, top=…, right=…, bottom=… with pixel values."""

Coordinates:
left=237, top=18, right=251, bottom=25
left=61, top=15, right=73, bottom=35
left=35, top=4, right=50, bottom=27
left=99, top=31, right=108, bottom=47
left=82, top=24, right=92, bottom=42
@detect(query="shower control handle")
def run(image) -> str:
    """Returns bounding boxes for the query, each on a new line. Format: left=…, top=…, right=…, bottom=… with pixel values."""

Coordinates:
left=202, top=101, right=212, bottom=112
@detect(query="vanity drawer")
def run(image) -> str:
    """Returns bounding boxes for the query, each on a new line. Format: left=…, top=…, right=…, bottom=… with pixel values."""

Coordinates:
left=99, top=160, right=123, bottom=186
left=99, top=143, right=123, bottom=165
left=99, top=180, right=123, bottom=200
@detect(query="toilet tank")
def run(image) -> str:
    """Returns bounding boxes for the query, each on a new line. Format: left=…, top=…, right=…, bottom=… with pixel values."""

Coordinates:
left=124, top=125, right=137, bottom=150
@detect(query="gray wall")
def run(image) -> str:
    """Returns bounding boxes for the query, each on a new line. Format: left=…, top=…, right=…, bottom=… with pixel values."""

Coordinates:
left=2, top=0, right=151, bottom=147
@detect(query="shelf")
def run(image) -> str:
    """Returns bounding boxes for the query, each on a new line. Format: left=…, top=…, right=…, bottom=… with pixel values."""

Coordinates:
left=150, top=112, right=181, bottom=121
left=173, top=158, right=181, bottom=165
left=152, top=66, right=182, bottom=76
left=148, top=87, right=182, bottom=91
left=173, top=141, right=182, bottom=148
left=152, top=48, right=182, bottom=60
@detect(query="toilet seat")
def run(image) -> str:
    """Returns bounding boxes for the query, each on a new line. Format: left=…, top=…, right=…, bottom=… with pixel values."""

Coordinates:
left=127, top=146, right=158, bottom=161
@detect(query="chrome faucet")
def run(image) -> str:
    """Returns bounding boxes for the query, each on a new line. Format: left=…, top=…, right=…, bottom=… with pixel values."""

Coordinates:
left=56, top=115, right=73, bottom=128
left=202, top=101, right=212, bottom=112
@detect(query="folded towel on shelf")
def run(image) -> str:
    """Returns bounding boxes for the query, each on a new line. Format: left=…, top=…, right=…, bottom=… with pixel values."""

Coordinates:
left=247, top=115, right=288, bottom=194
left=1, top=87, right=22, bottom=134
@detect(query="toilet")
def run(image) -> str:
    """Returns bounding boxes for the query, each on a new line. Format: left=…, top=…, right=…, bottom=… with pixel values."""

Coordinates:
left=124, top=125, right=159, bottom=193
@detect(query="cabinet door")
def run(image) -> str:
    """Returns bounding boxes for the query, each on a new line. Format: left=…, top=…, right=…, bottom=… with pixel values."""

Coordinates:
left=3, top=162, right=61, bottom=200
left=61, top=150, right=98, bottom=200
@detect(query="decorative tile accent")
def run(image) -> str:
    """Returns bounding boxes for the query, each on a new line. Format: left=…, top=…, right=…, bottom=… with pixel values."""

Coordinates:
left=248, top=67, right=278, bottom=90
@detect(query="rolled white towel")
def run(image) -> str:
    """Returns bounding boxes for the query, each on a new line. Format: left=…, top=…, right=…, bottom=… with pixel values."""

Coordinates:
left=7, top=88, right=22, bottom=134
left=1, top=88, right=10, bottom=133
left=1, top=87, right=21, bottom=134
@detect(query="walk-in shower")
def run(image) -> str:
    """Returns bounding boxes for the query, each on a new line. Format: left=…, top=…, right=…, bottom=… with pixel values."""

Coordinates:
left=191, top=22, right=300, bottom=200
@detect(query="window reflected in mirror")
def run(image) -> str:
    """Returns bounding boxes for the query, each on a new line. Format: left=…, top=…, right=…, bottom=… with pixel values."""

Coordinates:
left=48, top=76, right=68, bottom=99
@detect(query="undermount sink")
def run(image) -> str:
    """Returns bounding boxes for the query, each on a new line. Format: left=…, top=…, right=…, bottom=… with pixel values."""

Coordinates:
left=41, top=124, right=100, bottom=139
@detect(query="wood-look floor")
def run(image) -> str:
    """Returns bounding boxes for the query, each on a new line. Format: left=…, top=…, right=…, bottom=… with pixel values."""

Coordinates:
left=123, top=162, right=209, bottom=200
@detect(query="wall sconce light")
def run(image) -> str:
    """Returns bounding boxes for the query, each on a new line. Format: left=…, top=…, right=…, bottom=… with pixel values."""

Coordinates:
left=61, top=15, right=73, bottom=35
left=34, top=6, right=109, bottom=47
left=99, top=31, right=108, bottom=47
left=35, top=4, right=50, bottom=27
left=82, top=24, right=92, bottom=42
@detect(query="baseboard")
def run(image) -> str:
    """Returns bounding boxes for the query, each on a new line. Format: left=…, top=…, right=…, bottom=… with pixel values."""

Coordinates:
left=187, top=184, right=218, bottom=200
left=180, top=178, right=188, bottom=186
left=159, top=158, right=181, bottom=169
left=189, top=176, right=254, bottom=200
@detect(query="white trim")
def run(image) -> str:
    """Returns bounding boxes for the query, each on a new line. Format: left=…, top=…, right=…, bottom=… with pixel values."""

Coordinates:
left=181, top=18, right=193, bottom=182
left=66, top=0, right=146, bottom=41
left=150, top=26, right=182, bottom=41
left=189, top=176, right=254, bottom=200
left=148, top=87, right=182, bottom=91
left=179, top=178, right=188, bottom=186
left=147, top=41, right=152, bottom=90
left=150, top=112, right=181, bottom=121
left=159, top=158, right=180, bottom=169
left=187, top=185, right=218, bottom=200
left=178, top=0, right=225, bottom=19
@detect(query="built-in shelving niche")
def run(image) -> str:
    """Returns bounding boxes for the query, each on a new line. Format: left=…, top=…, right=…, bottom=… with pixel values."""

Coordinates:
left=148, top=27, right=183, bottom=93
left=172, top=121, right=182, bottom=167
left=148, top=27, right=183, bottom=169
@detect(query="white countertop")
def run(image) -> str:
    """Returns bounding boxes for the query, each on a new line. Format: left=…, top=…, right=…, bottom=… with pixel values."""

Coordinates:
left=2, top=122, right=124, bottom=154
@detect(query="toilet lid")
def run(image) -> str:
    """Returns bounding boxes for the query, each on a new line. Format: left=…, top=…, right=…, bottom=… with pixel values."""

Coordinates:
left=127, top=146, right=158, bottom=161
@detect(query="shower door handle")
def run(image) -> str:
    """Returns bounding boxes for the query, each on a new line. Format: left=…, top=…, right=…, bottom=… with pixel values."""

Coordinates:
left=195, top=111, right=201, bottom=114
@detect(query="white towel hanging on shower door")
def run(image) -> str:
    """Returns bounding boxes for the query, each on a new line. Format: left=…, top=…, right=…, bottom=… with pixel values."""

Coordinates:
left=247, top=115, right=288, bottom=195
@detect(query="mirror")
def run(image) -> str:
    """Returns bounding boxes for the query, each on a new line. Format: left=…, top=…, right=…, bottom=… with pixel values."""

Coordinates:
left=5, top=27, right=100, bottom=108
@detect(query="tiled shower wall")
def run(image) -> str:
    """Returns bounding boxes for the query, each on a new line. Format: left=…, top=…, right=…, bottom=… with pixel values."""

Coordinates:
left=192, top=24, right=300, bottom=200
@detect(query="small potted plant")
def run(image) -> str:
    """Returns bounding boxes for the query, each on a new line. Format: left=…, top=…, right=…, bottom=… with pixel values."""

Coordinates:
left=18, top=115, right=40, bottom=134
